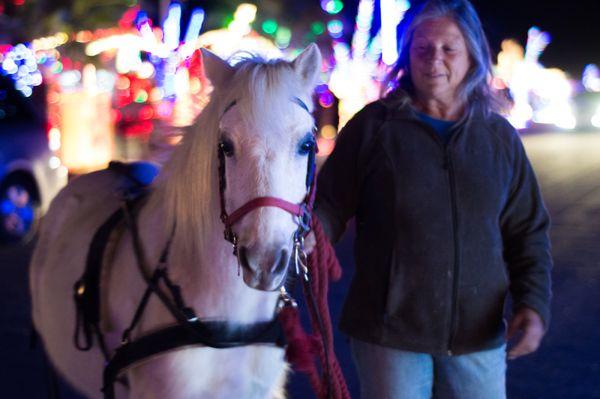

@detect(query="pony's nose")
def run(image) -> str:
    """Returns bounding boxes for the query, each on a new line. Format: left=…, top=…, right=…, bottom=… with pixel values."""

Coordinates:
left=238, top=245, right=290, bottom=291
left=239, top=246, right=289, bottom=275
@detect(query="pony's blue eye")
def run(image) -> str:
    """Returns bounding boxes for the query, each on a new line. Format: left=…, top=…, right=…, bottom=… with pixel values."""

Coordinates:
left=298, top=135, right=316, bottom=156
left=219, top=139, right=234, bottom=157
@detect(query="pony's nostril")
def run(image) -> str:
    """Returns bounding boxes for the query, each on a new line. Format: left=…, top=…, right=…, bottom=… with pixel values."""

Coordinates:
left=270, top=249, right=289, bottom=275
left=237, top=246, right=253, bottom=274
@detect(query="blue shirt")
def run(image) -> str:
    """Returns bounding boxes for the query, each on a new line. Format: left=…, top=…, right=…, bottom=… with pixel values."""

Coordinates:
left=416, top=111, right=456, bottom=145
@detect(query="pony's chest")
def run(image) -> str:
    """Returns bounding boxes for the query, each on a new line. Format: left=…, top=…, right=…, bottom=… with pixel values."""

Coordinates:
left=128, top=345, right=286, bottom=398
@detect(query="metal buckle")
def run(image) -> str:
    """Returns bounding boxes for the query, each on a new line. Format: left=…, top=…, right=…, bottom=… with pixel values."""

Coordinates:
left=277, top=286, right=297, bottom=312
left=292, top=237, right=309, bottom=281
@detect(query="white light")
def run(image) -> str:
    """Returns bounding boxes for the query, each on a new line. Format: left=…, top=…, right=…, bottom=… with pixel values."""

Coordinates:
left=582, top=64, right=600, bottom=92
left=58, top=166, right=69, bottom=178
left=58, top=70, right=82, bottom=88
left=2, top=58, right=18, bottom=74
left=136, top=61, right=155, bottom=79
left=164, top=3, right=182, bottom=51
left=234, top=4, right=258, bottom=24
left=49, top=156, right=61, bottom=169
left=49, top=136, right=61, bottom=151
left=592, top=105, right=600, bottom=128
left=21, top=86, right=33, bottom=97
left=184, top=9, right=205, bottom=45
left=380, top=0, right=409, bottom=65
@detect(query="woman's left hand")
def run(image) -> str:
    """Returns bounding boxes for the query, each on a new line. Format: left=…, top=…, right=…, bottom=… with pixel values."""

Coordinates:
left=506, top=307, right=546, bottom=359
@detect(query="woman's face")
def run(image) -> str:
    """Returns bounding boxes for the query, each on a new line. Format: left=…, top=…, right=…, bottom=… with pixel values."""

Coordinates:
left=409, top=17, right=472, bottom=103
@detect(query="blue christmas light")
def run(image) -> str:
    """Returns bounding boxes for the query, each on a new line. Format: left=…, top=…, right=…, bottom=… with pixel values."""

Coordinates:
left=1, top=43, right=42, bottom=97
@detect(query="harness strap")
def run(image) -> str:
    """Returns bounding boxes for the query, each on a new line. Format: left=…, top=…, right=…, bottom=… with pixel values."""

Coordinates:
left=225, top=197, right=303, bottom=226
left=102, top=320, right=285, bottom=399
left=74, top=205, right=137, bottom=361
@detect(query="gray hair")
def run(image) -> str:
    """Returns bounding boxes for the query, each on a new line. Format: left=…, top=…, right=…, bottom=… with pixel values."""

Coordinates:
left=383, top=0, right=500, bottom=115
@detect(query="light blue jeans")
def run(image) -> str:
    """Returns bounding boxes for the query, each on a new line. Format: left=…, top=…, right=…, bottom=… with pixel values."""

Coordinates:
left=350, top=339, right=506, bottom=399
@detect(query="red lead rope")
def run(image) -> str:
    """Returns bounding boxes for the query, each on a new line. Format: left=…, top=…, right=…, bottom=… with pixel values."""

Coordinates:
left=278, top=217, right=350, bottom=399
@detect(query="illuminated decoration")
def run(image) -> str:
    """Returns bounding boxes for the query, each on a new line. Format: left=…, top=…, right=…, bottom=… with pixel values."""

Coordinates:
left=31, top=32, right=69, bottom=51
left=380, top=0, right=410, bottom=65
left=317, top=137, right=336, bottom=157
left=262, top=20, right=278, bottom=35
left=327, top=20, right=344, bottom=39
left=58, top=64, right=114, bottom=173
left=2, top=2, right=324, bottom=171
left=275, top=27, right=292, bottom=49
left=195, top=7, right=282, bottom=60
left=591, top=105, right=600, bottom=128
left=318, top=89, right=335, bottom=108
left=48, top=128, right=61, bottom=152
left=321, top=0, right=344, bottom=15
left=327, top=0, right=408, bottom=129
left=1, top=43, right=43, bottom=97
left=228, top=3, right=257, bottom=36
left=496, top=27, right=576, bottom=130
left=582, top=64, right=600, bottom=92
left=311, top=22, right=325, bottom=36
left=163, top=3, right=182, bottom=50
left=182, top=9, right=206, bottom=56
left=320, top=124, right=337, bottom=139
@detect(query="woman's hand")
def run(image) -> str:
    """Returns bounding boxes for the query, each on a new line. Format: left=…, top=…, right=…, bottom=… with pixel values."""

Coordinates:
left=506, top=307, right=546, bottom=359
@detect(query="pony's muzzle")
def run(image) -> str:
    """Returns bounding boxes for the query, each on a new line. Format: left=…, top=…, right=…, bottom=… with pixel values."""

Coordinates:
left=238, top=246, right=290, bottom=291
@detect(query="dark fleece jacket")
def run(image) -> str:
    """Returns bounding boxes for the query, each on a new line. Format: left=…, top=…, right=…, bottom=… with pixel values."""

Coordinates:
left=315, top=100, right=552, bottom=355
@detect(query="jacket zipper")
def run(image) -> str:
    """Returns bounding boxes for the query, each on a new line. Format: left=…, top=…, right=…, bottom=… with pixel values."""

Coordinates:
left=414, top=118, right=463, bottom=355
left=444, top=150, right=460, bottom=355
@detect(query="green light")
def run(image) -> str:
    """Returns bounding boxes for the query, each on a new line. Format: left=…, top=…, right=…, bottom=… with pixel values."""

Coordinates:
left=51, top=61, right=63, bottom=74
left=223, top=16, right=233, bottom=28
left=326, top=0, right=344, bottom=14
left=275, top=27, right=292, bottom=48
left=262, top=19, right=278, bottom=35
left=311, top=21, right=325, bottom=35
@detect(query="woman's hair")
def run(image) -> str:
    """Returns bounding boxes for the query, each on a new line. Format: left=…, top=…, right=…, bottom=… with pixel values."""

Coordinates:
left=383, top=0, right=500, bottom=115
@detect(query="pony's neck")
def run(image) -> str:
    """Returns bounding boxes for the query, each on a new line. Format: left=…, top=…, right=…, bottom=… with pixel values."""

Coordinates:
left=138, top=192, right=279, bottom=326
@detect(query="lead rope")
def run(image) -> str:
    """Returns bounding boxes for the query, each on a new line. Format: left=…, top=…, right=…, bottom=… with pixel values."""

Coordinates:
left=306, top=218, right=349, bottom=399
left=280, top=218, right=349, bottom=399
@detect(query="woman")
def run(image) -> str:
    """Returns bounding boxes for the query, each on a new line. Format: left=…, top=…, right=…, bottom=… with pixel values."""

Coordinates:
left=312, top=0, right=552, bottom=397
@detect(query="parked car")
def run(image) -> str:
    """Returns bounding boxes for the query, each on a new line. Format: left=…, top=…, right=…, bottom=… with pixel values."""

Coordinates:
left=0, top=75, right=67, bottom=244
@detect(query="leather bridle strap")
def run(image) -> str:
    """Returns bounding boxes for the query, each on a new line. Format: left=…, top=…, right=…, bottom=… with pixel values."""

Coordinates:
left=225, top=197, right=304, bottom=226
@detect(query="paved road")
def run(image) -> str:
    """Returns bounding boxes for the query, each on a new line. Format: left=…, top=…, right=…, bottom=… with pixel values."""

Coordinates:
left=1, top=131, right=599, bottom=398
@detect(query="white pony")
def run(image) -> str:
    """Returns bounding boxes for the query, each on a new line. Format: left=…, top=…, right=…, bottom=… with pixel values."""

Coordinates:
left=30, top=45, right=322, bottom=398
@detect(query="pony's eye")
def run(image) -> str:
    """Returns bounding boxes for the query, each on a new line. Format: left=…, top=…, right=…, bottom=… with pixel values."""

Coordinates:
left=298, top=136, right=316, bottom=156
left=219, top=139, right=234, bottom=157
left=298, top=132, right=316, bottom=156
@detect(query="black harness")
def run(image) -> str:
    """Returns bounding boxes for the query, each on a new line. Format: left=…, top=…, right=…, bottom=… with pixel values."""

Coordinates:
left=73, top=162, right=287, bottom=399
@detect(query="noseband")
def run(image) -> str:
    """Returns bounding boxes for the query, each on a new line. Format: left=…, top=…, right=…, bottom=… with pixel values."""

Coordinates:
left=217, top=98, right=317, bottom=258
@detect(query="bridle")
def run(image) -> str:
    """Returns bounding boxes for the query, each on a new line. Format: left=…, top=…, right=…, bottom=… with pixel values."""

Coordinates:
left=217, top=97, right=317, bottom=276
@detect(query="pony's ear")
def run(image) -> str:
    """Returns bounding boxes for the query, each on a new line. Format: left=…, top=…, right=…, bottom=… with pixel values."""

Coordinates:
left=200, top=48, right=235, bottom=89
left=292, top=43, right=322, bottom=89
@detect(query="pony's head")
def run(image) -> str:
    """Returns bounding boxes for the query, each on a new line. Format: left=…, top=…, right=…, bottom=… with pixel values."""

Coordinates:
left=164, top=45, right=321, bottom=292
